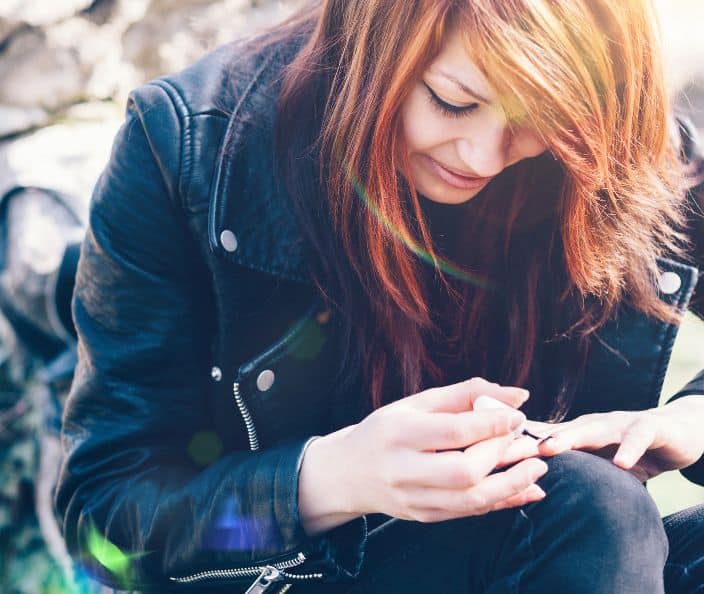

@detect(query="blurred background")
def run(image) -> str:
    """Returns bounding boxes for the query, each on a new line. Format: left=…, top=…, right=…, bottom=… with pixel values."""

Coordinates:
left=0, top=0, right=702, bottom=592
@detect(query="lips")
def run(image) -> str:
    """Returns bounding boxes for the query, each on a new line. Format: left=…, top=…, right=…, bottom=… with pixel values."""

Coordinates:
left=438, top=162, right=481, bottom=178
left=422, top=155, right=493, bottom=190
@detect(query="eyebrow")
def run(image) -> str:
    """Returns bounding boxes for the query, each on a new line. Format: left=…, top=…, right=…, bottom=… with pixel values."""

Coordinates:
left=433, top=68, right=492, bottom=104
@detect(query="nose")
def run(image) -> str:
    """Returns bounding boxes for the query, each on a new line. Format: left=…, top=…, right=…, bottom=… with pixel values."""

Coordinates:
left=455, top=111, right=511, bottom=178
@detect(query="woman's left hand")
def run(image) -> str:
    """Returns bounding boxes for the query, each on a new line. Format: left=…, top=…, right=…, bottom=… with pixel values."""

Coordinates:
left=499, top=396, right=704, bottom=483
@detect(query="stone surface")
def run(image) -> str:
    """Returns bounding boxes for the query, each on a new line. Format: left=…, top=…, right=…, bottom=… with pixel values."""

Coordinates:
left=0, top=0, right=298, bottom=202
left=0, top=100, right=123, bottom=209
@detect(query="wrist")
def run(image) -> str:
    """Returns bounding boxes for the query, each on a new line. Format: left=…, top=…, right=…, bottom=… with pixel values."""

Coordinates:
left=297, top=428, right=360, bottom=537
left=656, top=395, right=704, bottom=467
left=659, top=394, right=704, bottom=419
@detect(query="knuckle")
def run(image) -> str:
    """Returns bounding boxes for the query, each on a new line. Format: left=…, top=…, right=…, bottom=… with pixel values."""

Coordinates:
left=423, top=386, right=441, bottom=400
left=412, top=508, right=436, bottom=523
left=366, top=408, right=388, bottom=433
left=451, top=462, right=480, bottom=487
left=379, top=423, right=404, bottom=447
left=467, top=377, right=488, bottom=390
left=512, top=469, right=534, bottom=492
left=636, top=411, right=655, bottom=427
left=411, top=508, right=429, bottom=522
left=394, top=488, right=412, bottom=510
left=441, top=421, right=465, bottom=445
left=490, top=413, right=512, bottom=436
left=463, top=490, right=488, bottom=513
left=384, top=471, right=402, bottom=490
left=624, top=416, right=648, bottom=437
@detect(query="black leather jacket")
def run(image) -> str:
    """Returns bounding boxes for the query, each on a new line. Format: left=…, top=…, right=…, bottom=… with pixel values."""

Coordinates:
left=55, top=32, right=704, bottom=594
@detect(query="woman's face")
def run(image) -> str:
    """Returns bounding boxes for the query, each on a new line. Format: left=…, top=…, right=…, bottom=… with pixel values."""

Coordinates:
left=400, top=27, right=548, bottom=205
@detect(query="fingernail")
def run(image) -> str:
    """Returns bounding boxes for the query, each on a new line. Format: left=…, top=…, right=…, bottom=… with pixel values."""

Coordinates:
left=529, top=485, right=546, bottom=499
left=509, top=410, right=526, bottom=429
left=533, top=460, right=549, bottom=478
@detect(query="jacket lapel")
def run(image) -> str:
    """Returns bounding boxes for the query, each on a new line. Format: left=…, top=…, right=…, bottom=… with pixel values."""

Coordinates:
left=207, top=37, right=313, bottom=285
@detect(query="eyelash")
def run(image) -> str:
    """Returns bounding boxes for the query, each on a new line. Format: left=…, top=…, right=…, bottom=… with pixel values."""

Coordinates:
left=423, top=83, right=480, bottom=119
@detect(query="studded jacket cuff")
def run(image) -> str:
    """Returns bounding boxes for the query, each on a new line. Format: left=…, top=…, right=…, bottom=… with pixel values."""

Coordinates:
left=277, top=435, right=368, bottom=583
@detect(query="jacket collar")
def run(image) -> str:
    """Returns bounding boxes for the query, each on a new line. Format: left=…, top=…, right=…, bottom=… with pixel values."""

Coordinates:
left=207, top=36, right=314, bottom=286
left=205, top=38, right=704, bottom=298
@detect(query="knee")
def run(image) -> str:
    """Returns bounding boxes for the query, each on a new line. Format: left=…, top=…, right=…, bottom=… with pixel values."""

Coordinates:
left=536, top=450, right=667, bottom=559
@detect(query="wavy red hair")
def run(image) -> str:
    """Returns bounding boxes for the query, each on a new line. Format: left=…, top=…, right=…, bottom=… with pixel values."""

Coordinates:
left=264, top=0, right=691, bottom=419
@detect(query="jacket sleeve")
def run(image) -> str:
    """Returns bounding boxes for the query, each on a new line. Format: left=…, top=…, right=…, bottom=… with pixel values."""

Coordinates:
left=54, top=83, right=367, bottom=591
left=664, top=114, right=704, bottom=485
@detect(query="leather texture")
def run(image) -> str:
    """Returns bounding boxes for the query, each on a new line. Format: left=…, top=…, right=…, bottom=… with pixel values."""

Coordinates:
left=54, top=30, right=704, bottom=593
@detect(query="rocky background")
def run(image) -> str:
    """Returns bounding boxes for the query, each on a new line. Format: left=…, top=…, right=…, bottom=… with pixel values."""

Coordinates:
left=0, top=0, right=300, bottom=212
left=0, top=0, right=703, bottom=217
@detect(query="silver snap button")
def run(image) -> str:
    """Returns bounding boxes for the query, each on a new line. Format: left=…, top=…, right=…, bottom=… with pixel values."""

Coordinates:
left=211, top=366, right=222, bottom=382
left=220, top=229, right=238, bottom=253
left=256, top=369, right=275, bottom=391
left=658, top=271, right=681, bottom=295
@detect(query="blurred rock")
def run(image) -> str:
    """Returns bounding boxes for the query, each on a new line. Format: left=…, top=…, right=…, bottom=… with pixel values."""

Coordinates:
left=0, top=0, right=94, bottom=27
left=0, top=101, right=123, bottom=210
left=0, top=0, right=295, bottom=140
left=0, top=105, right=50, bottom=138
left=0, top=25, right=89, bottom=111
left=121, top=0, right=297, bottom=83
left=79, top=0, right=119, bottom=26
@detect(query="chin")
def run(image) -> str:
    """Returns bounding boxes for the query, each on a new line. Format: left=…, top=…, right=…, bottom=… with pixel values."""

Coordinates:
left=419, top=185, right=483, bottom=205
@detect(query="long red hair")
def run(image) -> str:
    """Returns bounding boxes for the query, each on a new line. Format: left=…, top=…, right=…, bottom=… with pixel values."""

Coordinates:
left=248, top=0, right=691, bottom=420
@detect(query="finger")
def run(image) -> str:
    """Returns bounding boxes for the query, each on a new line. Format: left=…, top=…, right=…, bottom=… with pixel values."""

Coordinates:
left=524, top=419, right=556, bottom=436
left=406, top=483, right=547, bottom=523
left=626, top=465, right=651, bottom=483
left=496, top=435, right=541, bottom=468
left=395, top=434, right=514, bottom=489
left=538, top=415, right=625, bottom=456
left=403, top=457, right=548, bottom=515
left=404, top=377, right=529, bottom=413
left=405, top=409, right=526, bottom=451
left=486, top=483, right=546, bottom=512
left=612, top=418, right=656, bottom=469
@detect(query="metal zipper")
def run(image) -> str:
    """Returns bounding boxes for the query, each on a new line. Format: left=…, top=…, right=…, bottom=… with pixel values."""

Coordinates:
left=169, top=551, right=324, bottom=587
left=243, top=566, right=285, bottom=593
left=169, top=382, right=325, bottom=591
left=233, top=380, right=260, bottom=451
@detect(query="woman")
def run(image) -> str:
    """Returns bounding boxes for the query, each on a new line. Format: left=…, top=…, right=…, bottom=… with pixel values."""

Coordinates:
left=55, top=0, right=704, bottom=592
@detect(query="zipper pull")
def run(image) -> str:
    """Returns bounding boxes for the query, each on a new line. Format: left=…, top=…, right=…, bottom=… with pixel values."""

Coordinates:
left=244, top=566, right=285, bottom=594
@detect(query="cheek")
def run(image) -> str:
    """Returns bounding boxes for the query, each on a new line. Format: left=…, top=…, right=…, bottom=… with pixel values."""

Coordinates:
left=401, top=88, right=450, bottom=151
left=512, top=127, right=548, bottom=159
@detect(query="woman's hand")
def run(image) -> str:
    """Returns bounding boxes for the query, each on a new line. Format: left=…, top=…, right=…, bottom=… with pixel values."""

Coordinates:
left=328, top=377, right=549, bottom=523
left=521, top=396, right=704, bottom=483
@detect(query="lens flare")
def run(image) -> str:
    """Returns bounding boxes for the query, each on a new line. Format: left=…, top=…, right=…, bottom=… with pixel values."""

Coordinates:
left=342, top=159, right=496, bottom=291
left=84, top=520, right=148, bottom=590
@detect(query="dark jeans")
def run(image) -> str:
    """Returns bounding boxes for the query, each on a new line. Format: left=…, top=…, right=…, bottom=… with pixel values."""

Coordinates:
left=296, top=451, right=704, bottom=593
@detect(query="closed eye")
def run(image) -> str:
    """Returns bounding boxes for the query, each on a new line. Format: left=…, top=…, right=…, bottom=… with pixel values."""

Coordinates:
left=423, top=82, right=480, bottom=119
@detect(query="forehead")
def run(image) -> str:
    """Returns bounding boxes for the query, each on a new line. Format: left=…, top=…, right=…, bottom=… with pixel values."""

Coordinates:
left=426, top=27, right=496, bottom=102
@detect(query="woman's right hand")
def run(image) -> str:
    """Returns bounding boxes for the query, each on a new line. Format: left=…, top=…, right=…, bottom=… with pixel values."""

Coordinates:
left=333, top=377, right=549, bottom=523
